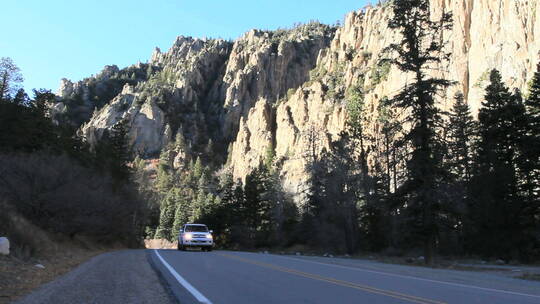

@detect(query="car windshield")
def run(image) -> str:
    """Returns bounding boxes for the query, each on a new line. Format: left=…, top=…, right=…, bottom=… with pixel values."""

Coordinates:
left=185, top=225, right=208, bottom=232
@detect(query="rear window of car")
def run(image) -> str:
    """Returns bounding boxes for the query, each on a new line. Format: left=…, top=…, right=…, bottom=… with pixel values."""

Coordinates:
left=185, top=225, right=208, bottom=232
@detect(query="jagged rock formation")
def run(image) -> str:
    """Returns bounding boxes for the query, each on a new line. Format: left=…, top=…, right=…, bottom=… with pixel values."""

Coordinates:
left=229, top=0, right=540, bottom=197
left=82, top=37, right=232, bottom=156
left=53, top=64, right=150, bottom=127
left=56, top=0, right=539, bottom=200
left=210, top=25, right=335, bottom=139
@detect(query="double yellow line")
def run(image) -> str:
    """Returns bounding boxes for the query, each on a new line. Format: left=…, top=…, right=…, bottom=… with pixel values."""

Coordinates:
left=217, top=253, right=446, bottom=304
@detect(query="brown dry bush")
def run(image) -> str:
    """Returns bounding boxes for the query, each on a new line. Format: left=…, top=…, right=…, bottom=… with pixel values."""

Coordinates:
left=0, top=153, right=146, bottom=254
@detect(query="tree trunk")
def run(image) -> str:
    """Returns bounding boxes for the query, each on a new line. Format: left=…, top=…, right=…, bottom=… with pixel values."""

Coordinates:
left=424, top=233, right=435, bottom=266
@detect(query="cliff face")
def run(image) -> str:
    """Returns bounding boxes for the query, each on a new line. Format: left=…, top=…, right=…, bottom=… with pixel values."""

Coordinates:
left=62, top=24, right=333, bottom=159
left=56, top=0, right=539, bottom=199
left=228, top=0, right=540, bottom=198
left=81, top=37, right=232, bottom=156
left=212, top=25, right=335, bottom=140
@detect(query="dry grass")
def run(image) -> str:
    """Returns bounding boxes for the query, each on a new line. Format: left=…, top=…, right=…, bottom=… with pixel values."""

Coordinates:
left=0, top=245, right=107, bottom=304
left=0, top=214, right=119, bottom=304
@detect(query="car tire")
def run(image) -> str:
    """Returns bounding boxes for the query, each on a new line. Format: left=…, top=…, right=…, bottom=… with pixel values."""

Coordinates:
left=207, top=247, right=213, bottom=252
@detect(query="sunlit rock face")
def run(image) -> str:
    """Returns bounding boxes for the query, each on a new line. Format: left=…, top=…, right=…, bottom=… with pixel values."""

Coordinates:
left=61, top=0, right=539, bottom=200
left=227, top=0, right=539, bottom=199
left=80, top=38, right=232, bottom=156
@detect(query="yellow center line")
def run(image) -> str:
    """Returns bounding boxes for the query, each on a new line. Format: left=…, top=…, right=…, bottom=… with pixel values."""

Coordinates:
left=217, top=253, right=447, bottom=304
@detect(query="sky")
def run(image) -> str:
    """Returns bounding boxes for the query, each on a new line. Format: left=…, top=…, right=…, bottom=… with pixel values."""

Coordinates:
left=1, top=0, right=369, bottom=93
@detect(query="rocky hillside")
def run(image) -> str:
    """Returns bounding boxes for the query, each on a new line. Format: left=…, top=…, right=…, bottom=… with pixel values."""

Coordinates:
left=53, top=0, right=539, bottom=199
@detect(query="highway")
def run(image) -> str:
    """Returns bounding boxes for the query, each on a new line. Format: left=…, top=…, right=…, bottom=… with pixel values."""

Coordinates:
left=151, top=250, right=540, bottom=304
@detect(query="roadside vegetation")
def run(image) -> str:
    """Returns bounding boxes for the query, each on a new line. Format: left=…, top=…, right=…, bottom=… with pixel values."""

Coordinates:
left=0, top=58, right=148, bottom=258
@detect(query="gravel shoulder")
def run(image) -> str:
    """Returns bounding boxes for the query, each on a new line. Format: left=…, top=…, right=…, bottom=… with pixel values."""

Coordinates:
left=0, top=248, right=104, bottom=304
left=14, top=250, right=175, bottom=304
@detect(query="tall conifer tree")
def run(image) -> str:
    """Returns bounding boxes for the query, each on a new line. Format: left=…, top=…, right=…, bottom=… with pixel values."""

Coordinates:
left=384, top=0, right=453, bottom=265
left=471, top=70, right=528, bottom=261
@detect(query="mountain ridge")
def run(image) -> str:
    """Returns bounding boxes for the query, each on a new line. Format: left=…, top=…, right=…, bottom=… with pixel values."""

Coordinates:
left=52, top=0, right=540, bottom=200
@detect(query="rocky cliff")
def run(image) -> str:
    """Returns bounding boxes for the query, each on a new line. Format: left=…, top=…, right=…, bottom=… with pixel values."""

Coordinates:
left=229, top=0, right=540, bottom=197
left=55, top=0, right=539, bottom=199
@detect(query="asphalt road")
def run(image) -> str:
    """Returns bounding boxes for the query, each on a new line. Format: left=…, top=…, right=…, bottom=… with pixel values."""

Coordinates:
left=151, top=249, right=540, bottom=304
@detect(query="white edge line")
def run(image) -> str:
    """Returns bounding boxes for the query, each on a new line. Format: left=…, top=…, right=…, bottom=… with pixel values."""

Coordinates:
left=154, top=249, right=212, bottom=304
left=254, top=253, right=540, bottom=299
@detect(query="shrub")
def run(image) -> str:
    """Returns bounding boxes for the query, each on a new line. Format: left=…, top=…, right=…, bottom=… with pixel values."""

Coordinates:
left=0, top=153, right=146, bottom=248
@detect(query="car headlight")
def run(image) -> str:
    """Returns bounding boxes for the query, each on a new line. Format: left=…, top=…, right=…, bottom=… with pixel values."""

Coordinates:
left=184, top=233, right=192, bottom=240
left=206, top=234, right=213, bottom=239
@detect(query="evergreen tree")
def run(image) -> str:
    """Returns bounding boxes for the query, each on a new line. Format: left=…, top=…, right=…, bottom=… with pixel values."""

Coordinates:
left=302, top=151, right=327, bottom=238
left=231, top=181, right=245, bottom=225
left=210, top=171, right=236, bottom=245
left=446, top=93, right=476, bottom=182
left=377, top=101, right=402, bottom=194
left=440, top=93, right=476, bottom=254
left=193, top=157, right=204, bottom=180
left=470, top=70, right=528, bottom=261
left=172, top=190, right=190, bottom=236
left=109, top=119, right=132, bottom=181
left=190, top=185, right=214, bottom=222
left=12, top=88, right=30, bottom=106
left=256, top=164, right=279, bottom=247
left=0, top=57, right=23, bottom=101
left=154, top=190, right=177, bottom=240
left=243, top=168, right=264, bottom=245
left=519, top=61, right=540, bottom=260
left=384, top=0, right=453, bottom=265
left=523, top=62, right=540, bottom=202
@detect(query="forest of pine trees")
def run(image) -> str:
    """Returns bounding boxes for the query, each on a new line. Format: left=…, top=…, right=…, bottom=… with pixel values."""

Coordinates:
left=147, top=61, right=540, bottom=262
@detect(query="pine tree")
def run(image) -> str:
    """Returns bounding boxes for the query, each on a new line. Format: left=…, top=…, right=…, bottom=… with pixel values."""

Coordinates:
left=520, top=61, right=540, bottom=260
left=384, top=0, right=453, bottom=265
left=219, top=171, right=235, bottom=207
left=470, top=69, right=528, bottom=261
left=109, top=119, right=131, bottom=181
left=243, top=168, right=264, bottom=245
left=154, top=190, right=177, bottom=240
left=256, top=164, right=279, bottom=247
left=172, top=190, right=190, bottom=236
left=0, top=57, right=24, bottom=101
left=345, top=85, right=371, bottom=199
left=155, top=148, right=175, bottom=196
left=523, top=62, right=540, bottom=199
left=446, top=93, right=476, bottom=182
left=377, top=101, right=402, bottom=194
left=193, top=157, right=204, bottom=180
left=12, top=88, right=30, bottom=106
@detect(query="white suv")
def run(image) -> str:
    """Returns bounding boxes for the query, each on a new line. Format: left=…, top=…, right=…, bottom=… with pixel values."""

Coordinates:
left=178, top=224, right=214, bottom=251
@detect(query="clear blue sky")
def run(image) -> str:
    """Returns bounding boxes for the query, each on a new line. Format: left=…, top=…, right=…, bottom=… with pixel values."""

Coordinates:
left=2, top=0, right=368, bottom=93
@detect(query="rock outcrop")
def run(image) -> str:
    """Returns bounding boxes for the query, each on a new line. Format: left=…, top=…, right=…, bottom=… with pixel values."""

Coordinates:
left=228, top=0, right=540, bottom=198
left=81, top=37, right=232, bottom=156
left=210, top=24, right=335, bottom=139
left=75, top=23, right=333, bottom=158
left=58, top=0, right=539, bottom=201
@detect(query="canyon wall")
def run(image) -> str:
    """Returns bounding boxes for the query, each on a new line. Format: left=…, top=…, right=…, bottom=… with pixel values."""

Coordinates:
left=55, top=0, right=539, bottom=200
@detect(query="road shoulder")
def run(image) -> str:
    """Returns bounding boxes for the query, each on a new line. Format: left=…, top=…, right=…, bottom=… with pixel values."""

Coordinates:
left=14, top=250, right=175, bottom=304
